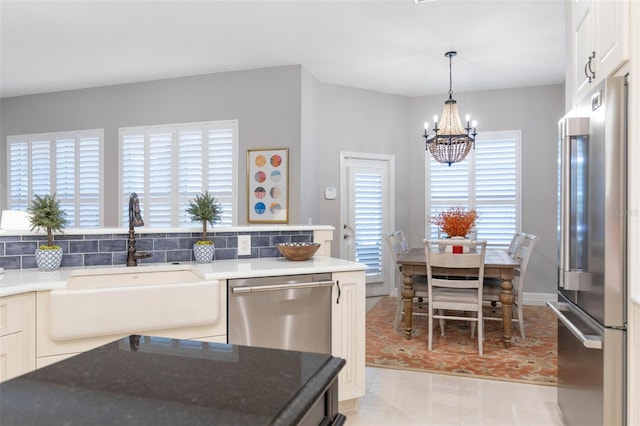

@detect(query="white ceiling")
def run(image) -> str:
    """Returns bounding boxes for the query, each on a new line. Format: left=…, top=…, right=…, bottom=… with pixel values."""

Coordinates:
left=0, top=0, right=566, bottom=99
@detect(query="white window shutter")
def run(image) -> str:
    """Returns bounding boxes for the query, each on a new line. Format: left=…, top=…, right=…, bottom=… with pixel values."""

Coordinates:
left=8, top=139, right=29, bottom=209
left=207, top=126, right=235, bottom=227
left=354, top=172, right=384, bottom=278
left=426, top=130, right=520, bottom=248
left=8, top=130, right=103, bottom=227
left=31, top=139, right=51, bottom=196
left=120, top=120, right=237, bottom=228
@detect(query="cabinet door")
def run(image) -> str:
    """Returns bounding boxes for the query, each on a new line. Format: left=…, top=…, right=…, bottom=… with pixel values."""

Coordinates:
left=572, top=0, right=595, bottom=100
left=331, top=270, right=365, bottom=402
left=0, top=333, right=26, bottom=382
left=0, top=293, right=36, bottom=382
left=595, top=0, right=629, bottom=80
left=569, top=0, right=629, bottom=107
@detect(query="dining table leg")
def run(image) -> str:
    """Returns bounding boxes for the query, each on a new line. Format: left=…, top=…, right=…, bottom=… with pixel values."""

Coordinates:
left=401, top=266, right=415, bottom=340
left=499, top=269, right=516, bottom=348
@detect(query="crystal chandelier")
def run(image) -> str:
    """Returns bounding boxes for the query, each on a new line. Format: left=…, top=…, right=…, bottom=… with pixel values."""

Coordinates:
left=422, top=51, right=478, bottom=166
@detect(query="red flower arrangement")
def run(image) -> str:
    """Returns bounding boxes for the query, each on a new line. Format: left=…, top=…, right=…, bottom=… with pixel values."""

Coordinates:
left=429, top=207, right=478, bottom=238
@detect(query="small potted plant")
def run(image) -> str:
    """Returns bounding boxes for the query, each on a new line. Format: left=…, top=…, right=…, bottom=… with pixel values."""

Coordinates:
left=186, top=191, right=223, bottom=263
left=27, top=193, right=68, bottom=271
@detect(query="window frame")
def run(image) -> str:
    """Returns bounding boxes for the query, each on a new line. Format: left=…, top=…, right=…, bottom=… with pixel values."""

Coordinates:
left=118, top=119, right=238, bottom=228
left=6, top=129, right=104, bottom=227
left=425, top=129, right=522, bottom=248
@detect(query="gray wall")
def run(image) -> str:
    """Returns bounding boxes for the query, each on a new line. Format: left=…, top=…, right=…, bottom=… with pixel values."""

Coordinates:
left=0, top=65, right=563, bottom=295
left=0, top=65, right=303, bottom=225
left=314, top=82, right=411, bottom=246
left=300, top=68, right=321, bottom=225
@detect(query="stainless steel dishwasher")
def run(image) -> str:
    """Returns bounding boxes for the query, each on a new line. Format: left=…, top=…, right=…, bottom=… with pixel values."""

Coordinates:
left=228, top=273, right=334, bottom=354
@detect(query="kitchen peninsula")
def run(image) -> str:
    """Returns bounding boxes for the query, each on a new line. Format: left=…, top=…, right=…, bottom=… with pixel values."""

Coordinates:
left=0, top=335, right=347, bottom=425
left=0, top=255, right=366, bottom=411
left=0, top=336, right=345, bottom=426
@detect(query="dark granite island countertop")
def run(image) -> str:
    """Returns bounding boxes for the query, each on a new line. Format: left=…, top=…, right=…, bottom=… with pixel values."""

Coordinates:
left=0, top=336, right=346, bottom=425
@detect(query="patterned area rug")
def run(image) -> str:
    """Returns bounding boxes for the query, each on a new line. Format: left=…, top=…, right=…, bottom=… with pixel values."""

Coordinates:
left=366, top=297, right=557, bottom=385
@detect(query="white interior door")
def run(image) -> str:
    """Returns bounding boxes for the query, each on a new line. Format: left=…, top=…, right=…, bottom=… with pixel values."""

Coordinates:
left=340, top=152, right=394, bottom=297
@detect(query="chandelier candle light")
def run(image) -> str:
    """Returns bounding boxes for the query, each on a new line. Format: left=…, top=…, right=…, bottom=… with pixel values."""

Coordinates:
left=423, top=51, right=478, bottom=166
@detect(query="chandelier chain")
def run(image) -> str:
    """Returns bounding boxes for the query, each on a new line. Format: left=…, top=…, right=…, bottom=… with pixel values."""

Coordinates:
left=448, top=53, right=453, bottom=99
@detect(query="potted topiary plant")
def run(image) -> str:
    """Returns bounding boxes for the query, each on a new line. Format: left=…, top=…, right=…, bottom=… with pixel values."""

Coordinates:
left=27, top=193, right=68, bottom=271
left=186, top=191, right=222, bottom=263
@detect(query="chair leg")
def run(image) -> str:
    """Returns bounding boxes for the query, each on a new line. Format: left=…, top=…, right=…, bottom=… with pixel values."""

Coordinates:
left=470, top=312, right=477, bottom=338
left=517, top=303, right=525, bottom=339
left=478, top=311, right=483, bottom=356
left=393, top=296, right=403, bottom=331
left=428, top=305, right=434, bottom=351
left=438, top=310, right=445, bottom=336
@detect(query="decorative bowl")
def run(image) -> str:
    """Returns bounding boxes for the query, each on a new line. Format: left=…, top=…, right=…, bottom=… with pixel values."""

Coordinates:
left=276, top=243, right=321, bottom=261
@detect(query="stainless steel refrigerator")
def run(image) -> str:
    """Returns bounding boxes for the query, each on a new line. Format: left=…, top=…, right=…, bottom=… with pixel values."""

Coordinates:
left=550, top=74, right=628, bottom=426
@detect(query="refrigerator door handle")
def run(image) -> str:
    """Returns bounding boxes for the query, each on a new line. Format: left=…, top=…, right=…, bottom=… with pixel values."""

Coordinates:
left=547, top=301, right=603, bottom=349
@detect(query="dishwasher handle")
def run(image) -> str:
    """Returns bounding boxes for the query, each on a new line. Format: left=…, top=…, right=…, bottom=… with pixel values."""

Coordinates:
left=547, top=301, right=603, bottom=350
left=231, top=280, right=335, bottom=294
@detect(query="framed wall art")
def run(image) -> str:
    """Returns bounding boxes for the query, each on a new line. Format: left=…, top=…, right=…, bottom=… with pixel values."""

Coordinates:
left=247, top=148, right=289, bottom=223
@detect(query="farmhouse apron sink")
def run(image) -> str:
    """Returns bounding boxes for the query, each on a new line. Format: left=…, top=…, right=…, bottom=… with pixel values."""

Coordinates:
left=48, top=265, right=220, bottom=341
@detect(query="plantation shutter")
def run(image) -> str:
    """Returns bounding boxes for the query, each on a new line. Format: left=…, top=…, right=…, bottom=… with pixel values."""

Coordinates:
left=8, top=140, right=29, bottom=210
left=354, top=172, right=384, bottom=280
left=31, top=139, right=51, bottom=196
left=207, top=127, right=234, bottom=227
left=149, top=128, right=174, bottom=227
left=7, top=130, right=103, bottom=227
left=474, top=134, right=519, bottom=247
left=77, top=135, right=102, bottom=227
left=121, top=130, right=146, bottom=224
left=428, top=156, right=470, bottom=240
left=120, top=120, right=237, bottom=228
left=426, top=130, right=520, bottom=248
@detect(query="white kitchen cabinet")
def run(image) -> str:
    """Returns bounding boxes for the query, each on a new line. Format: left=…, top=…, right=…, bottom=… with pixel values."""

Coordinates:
left=567, top=0, right=629, bottom=108
left=331, top=270, right=366, bottom=409
left=0, top=293, right=36, bottom=382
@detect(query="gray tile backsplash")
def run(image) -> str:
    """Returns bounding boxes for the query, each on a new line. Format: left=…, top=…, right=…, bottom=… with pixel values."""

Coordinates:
left=0, top=230, right=313, bottom=270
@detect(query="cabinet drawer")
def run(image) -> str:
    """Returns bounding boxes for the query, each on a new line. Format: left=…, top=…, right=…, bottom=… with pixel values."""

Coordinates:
left=0, top=332, right=25, bottom=382
left=0, top=294, right=24, bottom=337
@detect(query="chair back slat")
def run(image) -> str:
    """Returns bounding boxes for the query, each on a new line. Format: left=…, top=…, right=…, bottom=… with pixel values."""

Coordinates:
left=506, top=232, right=526, bottom=258
left=384, top=233, right=402, bottom=261
left=393, top=230, right=410, bottom=254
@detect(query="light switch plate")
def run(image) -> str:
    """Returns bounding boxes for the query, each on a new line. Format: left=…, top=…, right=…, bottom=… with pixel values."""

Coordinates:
left=238, top=235, right=251, bottom=256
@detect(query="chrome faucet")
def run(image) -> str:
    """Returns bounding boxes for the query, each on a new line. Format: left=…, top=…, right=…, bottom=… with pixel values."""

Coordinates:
left=127, top=192, right=152, bottom=267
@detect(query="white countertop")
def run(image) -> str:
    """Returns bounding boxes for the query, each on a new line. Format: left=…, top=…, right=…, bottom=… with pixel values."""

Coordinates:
left=0, top=256, right=366, bottom=297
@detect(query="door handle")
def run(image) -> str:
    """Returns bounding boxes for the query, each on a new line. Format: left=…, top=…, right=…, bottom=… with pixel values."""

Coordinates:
left=343, top=224, right=354, bottom=239
left=231, top=281, right=335, bottom=293
left=584, top=51, right=596, bottom=83
left=547, top=301, right=602, bottom=349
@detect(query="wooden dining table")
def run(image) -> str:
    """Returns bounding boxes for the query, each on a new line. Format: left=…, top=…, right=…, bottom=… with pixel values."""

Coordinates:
left=396, top=247, right=520, bottom=348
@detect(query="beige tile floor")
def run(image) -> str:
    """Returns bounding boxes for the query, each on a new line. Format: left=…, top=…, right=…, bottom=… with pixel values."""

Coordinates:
left=344, top=297, right=564, bottom=426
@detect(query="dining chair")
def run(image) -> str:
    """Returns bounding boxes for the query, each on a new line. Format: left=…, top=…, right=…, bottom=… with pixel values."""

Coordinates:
left=384, top=233, right=428, bottom=331
left=483, top=233, right=538, bottom=339
left=424, top=239, right=487, bottom=355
